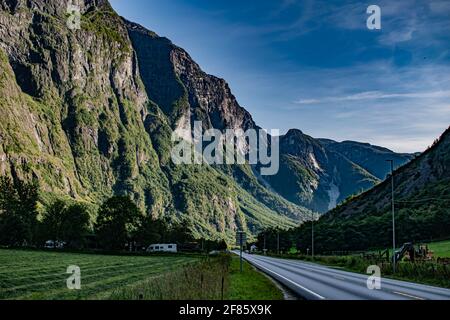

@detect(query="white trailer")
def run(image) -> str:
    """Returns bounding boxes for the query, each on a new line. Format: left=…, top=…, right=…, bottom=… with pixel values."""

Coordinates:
left=147, top=244, right=177, bottom=253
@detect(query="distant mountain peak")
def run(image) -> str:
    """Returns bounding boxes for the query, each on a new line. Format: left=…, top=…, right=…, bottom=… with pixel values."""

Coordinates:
left=285, top=128, right=304, bottom=136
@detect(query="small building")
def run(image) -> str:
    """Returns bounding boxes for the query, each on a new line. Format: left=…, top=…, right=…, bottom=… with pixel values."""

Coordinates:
left=147, top=244, right=177, bottom=253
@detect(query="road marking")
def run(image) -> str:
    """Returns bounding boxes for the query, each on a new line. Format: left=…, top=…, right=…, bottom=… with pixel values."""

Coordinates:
left=246, top=258, right=326, bottom=300
left=392, top=291, right=425, bottom=300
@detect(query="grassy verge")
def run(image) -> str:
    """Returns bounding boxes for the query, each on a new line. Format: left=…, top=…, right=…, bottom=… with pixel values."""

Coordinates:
left=227, top=256, right=283, bottom=300
left=111, top=255, right=284, bottom=300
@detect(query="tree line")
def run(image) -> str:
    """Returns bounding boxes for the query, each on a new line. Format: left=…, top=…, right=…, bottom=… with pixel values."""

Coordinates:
left=0, top=177, right=227, bottom=252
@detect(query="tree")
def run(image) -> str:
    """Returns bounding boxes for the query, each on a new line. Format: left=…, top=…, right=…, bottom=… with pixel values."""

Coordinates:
left=94, top=196, right=141, bottom=250
left=167, top=219, right=194, bottom=244
left=40, top=200, right=91, bottom=248
left=135, top=215, right=165, bottom=247
left=62, top=203, right=91, bottom=248
left=39, top=200, right=66, bottom=242
left=0, top=177, right=39, bottom=246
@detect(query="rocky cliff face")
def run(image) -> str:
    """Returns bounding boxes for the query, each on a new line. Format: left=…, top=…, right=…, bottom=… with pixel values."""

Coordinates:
left=125, top=19, right=257, bottom=161
left=124, top=19, right=309, bottom=231
left=0, top=0, right=172, bottom=214
left=0, top=0, right=305, bottom=241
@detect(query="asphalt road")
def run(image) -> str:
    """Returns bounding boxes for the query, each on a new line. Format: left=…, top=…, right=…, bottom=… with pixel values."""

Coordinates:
left=239, top=252, right=450, bottom=300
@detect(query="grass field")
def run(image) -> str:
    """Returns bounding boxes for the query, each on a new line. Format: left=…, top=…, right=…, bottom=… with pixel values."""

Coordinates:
left=427, top=240, right=450, bottom=258
left=0, top=249, right=197, bottom=300
left=373, top=239, right=450, bottom=259
left=0, top=250, right=284, bottom=300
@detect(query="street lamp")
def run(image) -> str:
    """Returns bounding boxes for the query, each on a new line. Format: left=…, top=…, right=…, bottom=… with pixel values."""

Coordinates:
left=386, top=159, right=396, bottom=273
left=311, top=211, right=315, bottom=260
left=277, top=230, right=280, bottom=255
left=263, top=232, right=266, bottom=255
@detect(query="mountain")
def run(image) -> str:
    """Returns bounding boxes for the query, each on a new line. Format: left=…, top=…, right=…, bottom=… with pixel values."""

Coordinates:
left=328, top=127, right=450, bottom=219
left=309, top=127, right=450, bottom=251
left=263, top=129, right=380, bottom=213
left=0, top=0, right=416, bottom=240
left=0, top=0, right=307, bottom=241
left=318, top=139, right=417, bottom=179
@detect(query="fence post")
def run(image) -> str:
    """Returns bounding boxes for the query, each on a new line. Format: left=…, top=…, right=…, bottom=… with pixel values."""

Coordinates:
left=200, top=274, right=203, bottom=299
left=221, top=276, right=224, bottom=301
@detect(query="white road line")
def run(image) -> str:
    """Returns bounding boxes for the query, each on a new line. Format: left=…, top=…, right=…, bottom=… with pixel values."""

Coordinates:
left=245, top=257, right=326, bottom=300
left=392, top=291, right=425, bottom=300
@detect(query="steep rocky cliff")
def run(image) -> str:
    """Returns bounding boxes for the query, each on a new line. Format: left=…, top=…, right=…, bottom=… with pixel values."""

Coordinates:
left=0, top=0, right=304, bottom=241
left=0, top=0, right=170, bottom=212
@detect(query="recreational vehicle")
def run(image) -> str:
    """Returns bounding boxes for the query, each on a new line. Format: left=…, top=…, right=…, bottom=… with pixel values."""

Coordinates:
left=147, top=244, right=177, bottom=253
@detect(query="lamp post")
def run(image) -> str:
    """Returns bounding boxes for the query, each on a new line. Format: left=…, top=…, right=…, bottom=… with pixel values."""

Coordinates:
left=277, top=230, right=280, bottom=255
left=311, top=213, right=314, bottom=260
left=263, top=232, right=266, bottom=255
left=386, top=159, right=396, bottom=273
left=311, top=212, right=315, bottom=260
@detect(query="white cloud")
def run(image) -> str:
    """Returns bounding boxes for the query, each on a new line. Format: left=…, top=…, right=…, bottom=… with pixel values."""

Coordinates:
left=294, top=90, right=450, bottom=105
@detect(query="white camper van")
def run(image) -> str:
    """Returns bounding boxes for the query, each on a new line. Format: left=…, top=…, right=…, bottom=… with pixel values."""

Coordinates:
left=147, top=244, right=177, bottom=253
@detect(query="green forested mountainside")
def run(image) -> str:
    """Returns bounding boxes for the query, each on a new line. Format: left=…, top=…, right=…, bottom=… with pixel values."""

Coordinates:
left=0, top=0, right=301, bottom=241
left=0, top=0, right=420, bottom=242
left=287, top=127, right=450, bottom=253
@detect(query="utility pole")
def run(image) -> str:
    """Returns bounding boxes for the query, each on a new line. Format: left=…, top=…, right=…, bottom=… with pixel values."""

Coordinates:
left=240, top=235, right=243, bottom=273
left=277, top=230, right=280, bottom=255
left=386, top=160, right=396, bottom=273
left=263, top=233, right=266, bottom=255
left=311, top=212, right=315, bottom=260
left=236, top=231, right=246, bottom=273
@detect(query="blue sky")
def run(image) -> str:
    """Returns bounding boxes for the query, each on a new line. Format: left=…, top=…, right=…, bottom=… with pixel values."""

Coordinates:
left=110, top=0, right=450, bottom=153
